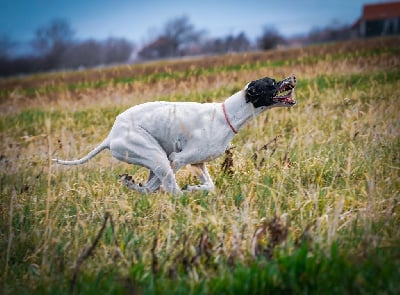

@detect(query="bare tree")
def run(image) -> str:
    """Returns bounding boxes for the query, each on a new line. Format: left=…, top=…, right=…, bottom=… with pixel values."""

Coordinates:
left=1, top=20, right=136, bottom=75
left=139, top=16, right=204, bottom=59
left=202, top=32, right=251, bottom=54
left=0, top=35, right=17, bottom=59
left=163, top=16, right=204, bottom=55
left=103, top=37, right=134, bottom=64
left=60, top=37, right=134, bottom=69
left=61, top=39, right=102, bottom=68
left=306, top=22, right=352, bottom=44
left=31, top=19, right=74, bottom=69
left=138, top=36, right=176, bottom=59
left=257, top=26, right=285, bottom=50
left=32, top=19, right=74, bottom=54
left=231, top=32, right=251, bottom=52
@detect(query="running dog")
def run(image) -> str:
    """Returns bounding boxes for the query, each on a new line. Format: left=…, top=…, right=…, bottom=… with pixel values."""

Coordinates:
left=53, top=75, right=297, bottom=195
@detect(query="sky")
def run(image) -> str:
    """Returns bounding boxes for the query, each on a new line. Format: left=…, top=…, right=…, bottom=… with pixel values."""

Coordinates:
left=0, top=0, right=385, bottom=47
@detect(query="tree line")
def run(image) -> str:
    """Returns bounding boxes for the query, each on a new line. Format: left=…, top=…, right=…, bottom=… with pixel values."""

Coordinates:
left=0, top=16, right=353, bottom=77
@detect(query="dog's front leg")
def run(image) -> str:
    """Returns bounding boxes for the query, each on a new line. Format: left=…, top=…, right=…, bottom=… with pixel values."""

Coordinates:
left=169, top=152, right=185, bottom=172
left=185, top=163, right=215, bottom=192
left=156, top=167, right=182, bottom=195
left=169, top=151, right=216, bottom=192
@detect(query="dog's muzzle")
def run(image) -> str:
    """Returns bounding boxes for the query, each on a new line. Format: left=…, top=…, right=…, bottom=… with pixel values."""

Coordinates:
left=273, top=74, right=297, bottom=106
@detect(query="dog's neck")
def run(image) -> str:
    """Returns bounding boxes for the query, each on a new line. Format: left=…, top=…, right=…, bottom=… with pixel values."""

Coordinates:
left=222, top=89, right=266, bottom=133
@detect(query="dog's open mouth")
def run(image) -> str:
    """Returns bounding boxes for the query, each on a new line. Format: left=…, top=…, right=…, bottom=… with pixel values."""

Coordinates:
left=273, top=75, right=297, bottom=106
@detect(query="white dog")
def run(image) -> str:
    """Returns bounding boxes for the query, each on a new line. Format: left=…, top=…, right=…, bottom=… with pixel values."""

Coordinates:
left=54, top=75, right=297, bottom=195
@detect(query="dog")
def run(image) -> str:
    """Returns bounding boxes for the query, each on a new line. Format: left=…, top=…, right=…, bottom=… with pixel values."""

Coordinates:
left=53, top=75, right=297, bottom=195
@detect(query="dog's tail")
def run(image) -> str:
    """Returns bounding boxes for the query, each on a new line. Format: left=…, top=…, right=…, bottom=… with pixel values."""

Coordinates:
left=52, top=137, right=110, bottom=165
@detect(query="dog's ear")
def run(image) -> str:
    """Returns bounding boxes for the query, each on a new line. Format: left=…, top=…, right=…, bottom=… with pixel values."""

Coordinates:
left=245, top=81, right=262, bottom=105
left=245, top=81, right=257, bottom=103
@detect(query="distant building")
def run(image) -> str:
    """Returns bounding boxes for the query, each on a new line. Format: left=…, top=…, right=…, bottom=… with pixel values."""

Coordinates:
left=352, top=2, right=400, bottom=37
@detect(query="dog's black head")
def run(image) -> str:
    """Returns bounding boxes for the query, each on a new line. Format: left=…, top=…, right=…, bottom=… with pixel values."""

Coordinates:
left=245, top=75, right=297, bottom=108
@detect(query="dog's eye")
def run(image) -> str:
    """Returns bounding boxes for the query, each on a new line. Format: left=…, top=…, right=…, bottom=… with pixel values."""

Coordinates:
left=248, top=86, right=256, bottom=95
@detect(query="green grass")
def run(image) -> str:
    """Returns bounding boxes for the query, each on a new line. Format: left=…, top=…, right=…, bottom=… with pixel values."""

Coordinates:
left=1, top=37, right=400, bottom=294
left=8, top=243, right=400, bottom=294
left=1, top=68, right=399, bottom=136
left=1, top=38, right=398, bottom=99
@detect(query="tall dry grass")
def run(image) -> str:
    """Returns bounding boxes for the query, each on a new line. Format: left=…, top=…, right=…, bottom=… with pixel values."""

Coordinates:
left=0, top=37, right=399, bottom=293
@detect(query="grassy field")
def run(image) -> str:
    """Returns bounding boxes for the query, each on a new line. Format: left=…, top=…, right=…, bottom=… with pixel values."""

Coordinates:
left=1, top=37, right=400, bottom=294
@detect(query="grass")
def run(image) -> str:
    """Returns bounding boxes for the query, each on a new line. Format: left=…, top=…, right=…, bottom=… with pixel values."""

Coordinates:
left=1, top=36, right=400, bottom=294
left=1, top=43, right=398, bottom=100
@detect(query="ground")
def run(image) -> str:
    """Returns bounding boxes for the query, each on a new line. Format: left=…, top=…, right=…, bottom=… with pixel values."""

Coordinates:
left=0, top=36, right=399, bottom=294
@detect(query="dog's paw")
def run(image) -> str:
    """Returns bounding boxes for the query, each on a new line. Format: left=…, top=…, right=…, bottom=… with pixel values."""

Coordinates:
left=183, top=184, right=215, bottom=192
left=120, top=173, right=145, bottom=191
left=120, top=173, right=134, bottom=185
left=183, top=185, right=201, bottom=192
left=119, top=173, right=132, bottom=180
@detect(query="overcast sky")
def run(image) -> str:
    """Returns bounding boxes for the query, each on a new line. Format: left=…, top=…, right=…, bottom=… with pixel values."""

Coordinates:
left=0, top=0, right=382, bottom=45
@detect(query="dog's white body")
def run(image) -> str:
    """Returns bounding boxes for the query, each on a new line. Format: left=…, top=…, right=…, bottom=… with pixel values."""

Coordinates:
left=54, top=76, right=296, bottom=195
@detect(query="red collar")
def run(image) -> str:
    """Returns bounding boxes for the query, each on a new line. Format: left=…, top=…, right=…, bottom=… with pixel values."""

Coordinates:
left=222, top=102, right=238, bottom=134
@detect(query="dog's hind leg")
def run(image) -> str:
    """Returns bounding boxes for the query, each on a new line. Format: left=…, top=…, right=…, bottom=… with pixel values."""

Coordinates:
left=120, top=170, right=161, bottom=193
left=185, top=163, right=215, bottom=192
left=145, top=170, right=161, bottom=191
left=111, top=126, right=181, bottom=195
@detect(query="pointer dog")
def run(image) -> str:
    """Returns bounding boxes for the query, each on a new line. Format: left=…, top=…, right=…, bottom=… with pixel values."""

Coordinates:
left=54, top=75, right=297, bottom=195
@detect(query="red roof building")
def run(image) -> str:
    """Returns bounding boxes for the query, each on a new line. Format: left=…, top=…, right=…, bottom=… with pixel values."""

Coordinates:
left=353, top=2, right=400, bottom=37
